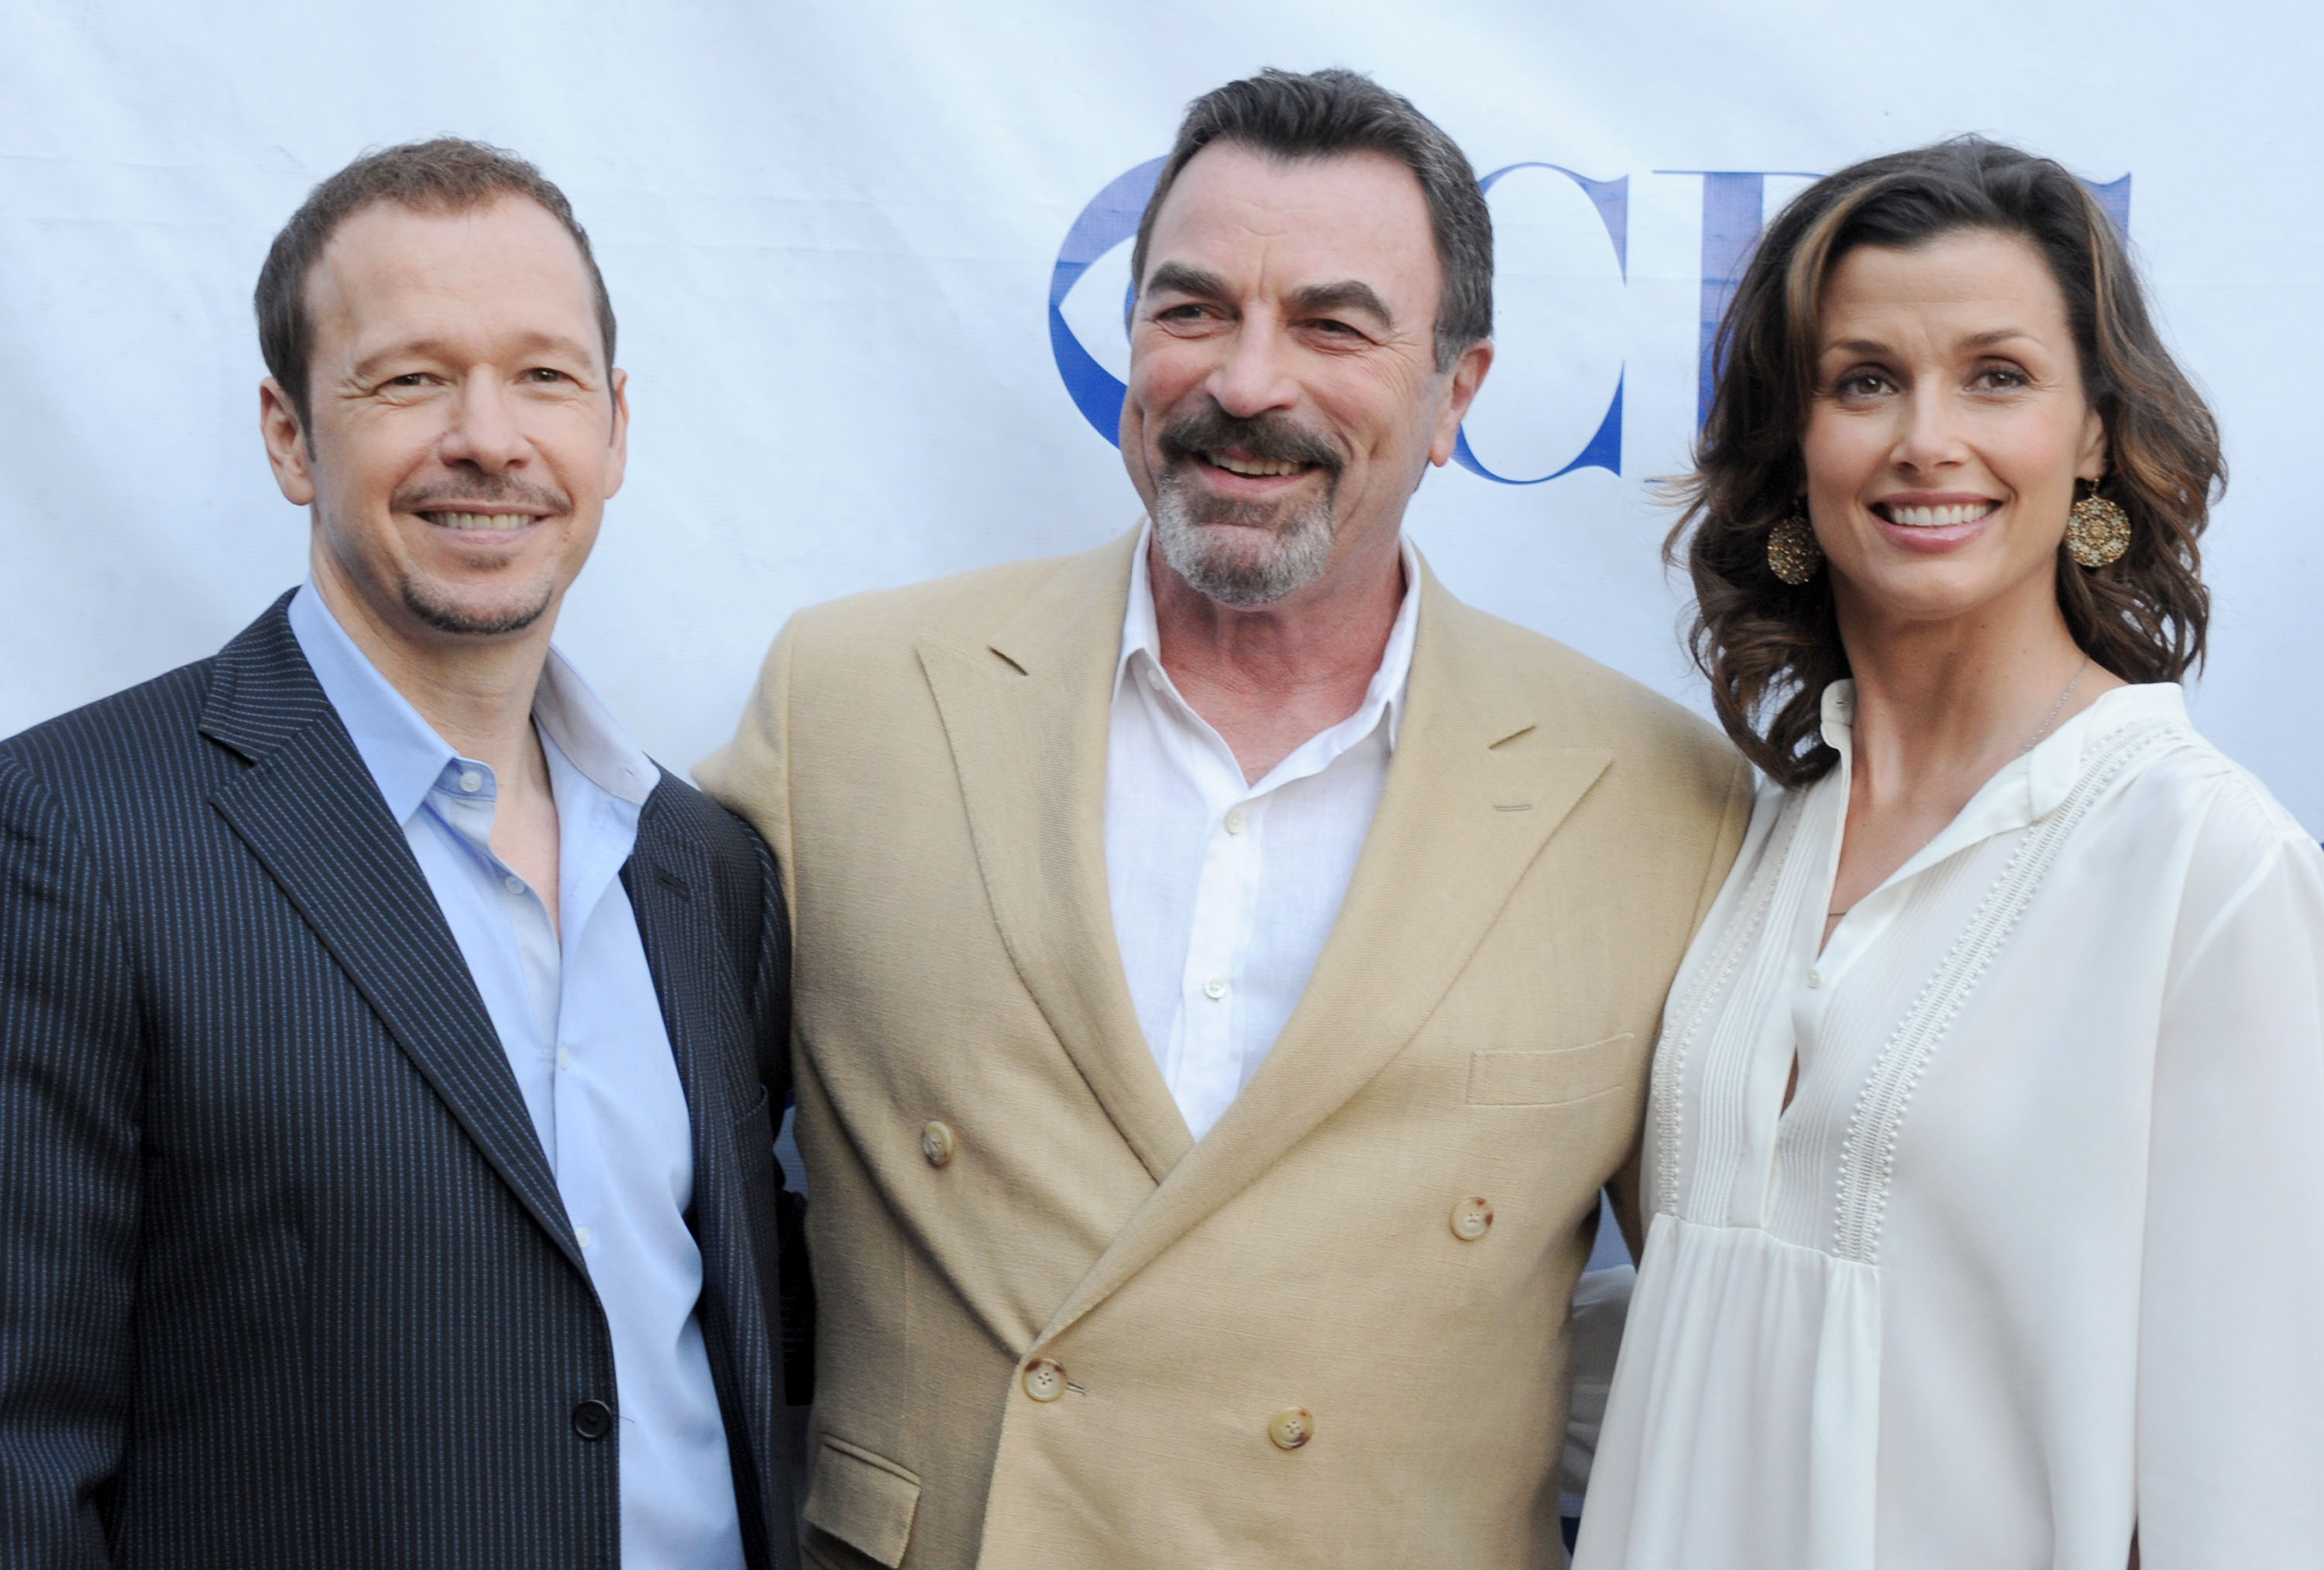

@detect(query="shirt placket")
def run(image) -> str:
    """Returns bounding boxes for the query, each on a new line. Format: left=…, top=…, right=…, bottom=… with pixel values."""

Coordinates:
left=1174, top=786, right=1264, bottom=1135
left=432, top=761, right=571, bottom=1185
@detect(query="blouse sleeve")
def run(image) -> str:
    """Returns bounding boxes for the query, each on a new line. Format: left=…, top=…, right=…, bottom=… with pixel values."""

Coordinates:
left=2136, top=782, right=2324, bottom=1565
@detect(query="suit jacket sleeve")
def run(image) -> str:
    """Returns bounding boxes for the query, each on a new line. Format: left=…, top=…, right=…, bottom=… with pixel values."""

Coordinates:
left=0, top=752, right=139, bottom=1566
left=748, top=824, right=814, bottom=1405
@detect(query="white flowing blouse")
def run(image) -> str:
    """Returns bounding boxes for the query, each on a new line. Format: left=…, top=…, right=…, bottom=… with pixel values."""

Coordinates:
left=1574, top=682, right=2324, bottom=1570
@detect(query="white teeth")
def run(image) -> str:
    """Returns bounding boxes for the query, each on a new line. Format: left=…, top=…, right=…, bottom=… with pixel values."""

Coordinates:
left=428, top=511, right=533, bottom=531
left=1886, top=503, right=1993, bottom=529
left=1209, top=454, right=1301, bottom=477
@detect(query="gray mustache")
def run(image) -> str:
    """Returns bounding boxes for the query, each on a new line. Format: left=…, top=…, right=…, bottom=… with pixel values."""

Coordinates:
left=1158, top=408, right=1342, bottom=476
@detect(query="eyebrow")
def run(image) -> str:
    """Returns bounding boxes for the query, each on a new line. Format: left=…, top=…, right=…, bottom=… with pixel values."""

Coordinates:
left=1143, top=261, right=1231, bottom=301
left=349, top=332, right=601, bottom=383
left=1288, top=280, right=1395, bottom=329
left=1824, top=326, right=2037, bottom=358
left=1142, top=263, right=1396, bottom=331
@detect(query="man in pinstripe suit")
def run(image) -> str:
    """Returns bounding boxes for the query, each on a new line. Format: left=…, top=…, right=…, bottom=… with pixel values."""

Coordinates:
left=0, top=140, right=806, bottom=1568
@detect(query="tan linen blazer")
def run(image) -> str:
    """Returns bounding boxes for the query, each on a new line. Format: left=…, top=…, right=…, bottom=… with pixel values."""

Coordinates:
left=698, top=529, right=1752, bottom=1570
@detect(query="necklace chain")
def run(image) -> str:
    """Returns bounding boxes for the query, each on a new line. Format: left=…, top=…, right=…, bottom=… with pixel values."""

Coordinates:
left=1827, top=655, right=2094, bottom=918
left=2020, top=654, right=2092, bottom=757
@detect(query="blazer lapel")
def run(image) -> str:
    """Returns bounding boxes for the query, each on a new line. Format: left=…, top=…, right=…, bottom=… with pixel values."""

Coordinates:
left=1036, top=563, right=1613, bottom=1346
left=199, top=600, right=582, bottom=1271
left=916, top=530, right=1193, bottom=1185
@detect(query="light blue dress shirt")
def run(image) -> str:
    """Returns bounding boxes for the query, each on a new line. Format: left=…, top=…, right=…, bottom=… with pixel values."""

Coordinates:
left=289, top=585, right=743, bottom=1570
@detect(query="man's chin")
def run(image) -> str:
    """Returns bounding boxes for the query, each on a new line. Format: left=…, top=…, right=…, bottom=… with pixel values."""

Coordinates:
left=398, top=577, right=557, bottom=639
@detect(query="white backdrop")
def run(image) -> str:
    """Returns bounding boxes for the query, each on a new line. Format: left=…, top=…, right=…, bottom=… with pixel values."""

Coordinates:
left=3, top=0, right=2318, bottom=830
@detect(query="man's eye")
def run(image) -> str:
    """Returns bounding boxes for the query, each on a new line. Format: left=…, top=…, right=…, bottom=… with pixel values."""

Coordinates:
left=524, top=367, right=572, bottom=383
left=387, top=373, right=430, bottom=388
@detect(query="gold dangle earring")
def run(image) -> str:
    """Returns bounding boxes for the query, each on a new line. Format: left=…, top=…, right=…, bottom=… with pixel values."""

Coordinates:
left=1766, top=500, right=1823, bottom=586
left=2066, top=478, right=2132, bottom=568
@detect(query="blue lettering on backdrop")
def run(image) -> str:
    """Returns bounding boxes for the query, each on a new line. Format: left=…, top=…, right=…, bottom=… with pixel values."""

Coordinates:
left=1051, top=161, right=2133, bottom=462
left=1450, top=163, right=1628, bottom=484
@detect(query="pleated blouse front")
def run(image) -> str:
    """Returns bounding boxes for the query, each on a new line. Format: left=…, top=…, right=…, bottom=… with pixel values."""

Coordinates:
left=1575, top=682, right=2324, bottom=1570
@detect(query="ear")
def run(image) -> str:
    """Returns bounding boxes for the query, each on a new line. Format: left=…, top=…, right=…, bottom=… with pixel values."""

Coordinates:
left=1428, top=338, right=1494, bottom=467
left=603, top=366, right=630, bottom=500
left=259, top=378, right=316, bottom=506
left=2075, top=404, right=2109, bottom=483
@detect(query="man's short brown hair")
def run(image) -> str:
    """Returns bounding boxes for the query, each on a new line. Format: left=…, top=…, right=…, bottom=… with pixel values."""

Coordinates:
left=254, top=137, right=616, bottom=431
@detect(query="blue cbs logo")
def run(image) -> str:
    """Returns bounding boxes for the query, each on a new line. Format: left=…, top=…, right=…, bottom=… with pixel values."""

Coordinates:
left=1051, top=160, right=2130, bottom=485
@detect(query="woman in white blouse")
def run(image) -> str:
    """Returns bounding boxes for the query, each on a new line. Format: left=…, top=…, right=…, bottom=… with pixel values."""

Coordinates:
left=1573, top=138, right=2324, bottom=1569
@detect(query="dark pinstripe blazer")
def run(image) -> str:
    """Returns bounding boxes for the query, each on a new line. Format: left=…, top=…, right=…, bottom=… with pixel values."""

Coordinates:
left=0, top=596, right=809, bottom=1570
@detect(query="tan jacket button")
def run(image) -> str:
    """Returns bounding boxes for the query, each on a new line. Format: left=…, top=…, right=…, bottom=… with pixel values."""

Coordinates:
left=1022, top=1358, right=1067, bottom=1402
left=1450, top=1197, right=1494, bottom=1241
left=1267, top=1407, right=1315, bottom=1450
left=921, top=1120, right=957, bottom=1167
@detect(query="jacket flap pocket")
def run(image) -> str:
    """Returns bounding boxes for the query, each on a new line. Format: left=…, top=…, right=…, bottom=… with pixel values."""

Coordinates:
left=1466, top=1034, right=1636, bottom=1107
left=804, top=1435, right=921, bottom=1568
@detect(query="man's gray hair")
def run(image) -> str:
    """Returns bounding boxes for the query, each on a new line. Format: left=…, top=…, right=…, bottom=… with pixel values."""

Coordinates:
left=1128, top=67, right=1493, bottom=371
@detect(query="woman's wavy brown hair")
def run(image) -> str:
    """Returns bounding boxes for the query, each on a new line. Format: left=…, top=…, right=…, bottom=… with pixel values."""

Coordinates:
left=1671, top=137, right=2223, bottom=788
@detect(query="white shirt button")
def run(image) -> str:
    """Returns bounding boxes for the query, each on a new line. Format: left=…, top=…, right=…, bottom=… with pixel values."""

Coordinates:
left=575, top=1225, right=593, bottom=1249
left=556, top=1047, right=571, bottom=1071
left=458, top=769, right=483, bottom=793
left=1143, top=665, right=1164, bottom=691
left=504, top=874, right=526, bottom=895
left=1223, top=809, right=1246, bottom=835
left=1203, top=977, right=1228, bottom=1000
left=1807, top=970, right=1824, bottom=990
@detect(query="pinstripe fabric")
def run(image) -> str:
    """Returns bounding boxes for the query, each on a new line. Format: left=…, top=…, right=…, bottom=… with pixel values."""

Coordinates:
left=0, top=594, right=806, bottom=1570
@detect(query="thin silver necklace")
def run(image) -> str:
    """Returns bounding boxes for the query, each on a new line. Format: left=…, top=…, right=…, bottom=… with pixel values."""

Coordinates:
left=2020, top=654, right=2092, bottom=756
left=1826, top=654, right=2092, bottom=919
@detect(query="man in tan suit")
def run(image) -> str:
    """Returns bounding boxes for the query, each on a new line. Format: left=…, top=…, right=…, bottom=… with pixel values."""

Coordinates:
left=700, top=69, right=1751, bottom=1568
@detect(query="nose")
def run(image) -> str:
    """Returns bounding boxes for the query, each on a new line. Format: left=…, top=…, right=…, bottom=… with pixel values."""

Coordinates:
left=436, top=373, right=529, bottom=472
left=1205, top=311, right=1300, bottom=421
left=1891, top=383, right=1967, bottom=475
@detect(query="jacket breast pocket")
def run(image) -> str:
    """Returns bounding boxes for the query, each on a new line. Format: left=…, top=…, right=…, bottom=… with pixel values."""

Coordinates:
left=1465, top=1033, right=1637, bottom=1108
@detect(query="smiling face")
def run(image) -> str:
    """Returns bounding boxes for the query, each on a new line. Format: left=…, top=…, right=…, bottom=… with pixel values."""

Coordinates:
left=260, top=194, right=627, bottom=648
left=1122, top=143, right=1489, bottom=607
left=1801, top=228, right=2106, bottom=636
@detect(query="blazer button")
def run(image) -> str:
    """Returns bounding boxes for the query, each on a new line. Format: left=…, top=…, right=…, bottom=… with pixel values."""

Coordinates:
left=1267, top=1407, right=1315, bottom=1450
left=571, top=1399, right=614, bottom=1441
left=1022, top=1359, right=1066, bottom=1402
left=921, top=1121, right=957, bottom=1167
left=1449, top=1197, right=1494, bottom=1241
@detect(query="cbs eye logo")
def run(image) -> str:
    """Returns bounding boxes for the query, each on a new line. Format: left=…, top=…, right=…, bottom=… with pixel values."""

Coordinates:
left=1051, top=158, right=2129, bottom=486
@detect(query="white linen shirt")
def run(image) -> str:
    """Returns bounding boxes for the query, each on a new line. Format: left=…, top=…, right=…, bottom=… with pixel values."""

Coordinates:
left=289, top=586, right=744, bottom=1570
left=1576, top=681, right=2324, bottom=1569
left=1103, top=529, right=1420, bottom=1140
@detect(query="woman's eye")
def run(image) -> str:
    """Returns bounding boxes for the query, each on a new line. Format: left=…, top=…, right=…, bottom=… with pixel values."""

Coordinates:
left=1836, top=371, right=1891, bottom=397
left=1975, top=366, right=2031, bottom=390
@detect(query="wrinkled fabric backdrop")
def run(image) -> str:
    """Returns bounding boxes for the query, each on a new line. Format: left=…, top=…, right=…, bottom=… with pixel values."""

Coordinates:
left=3, top=0, right=2315, bottom=831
